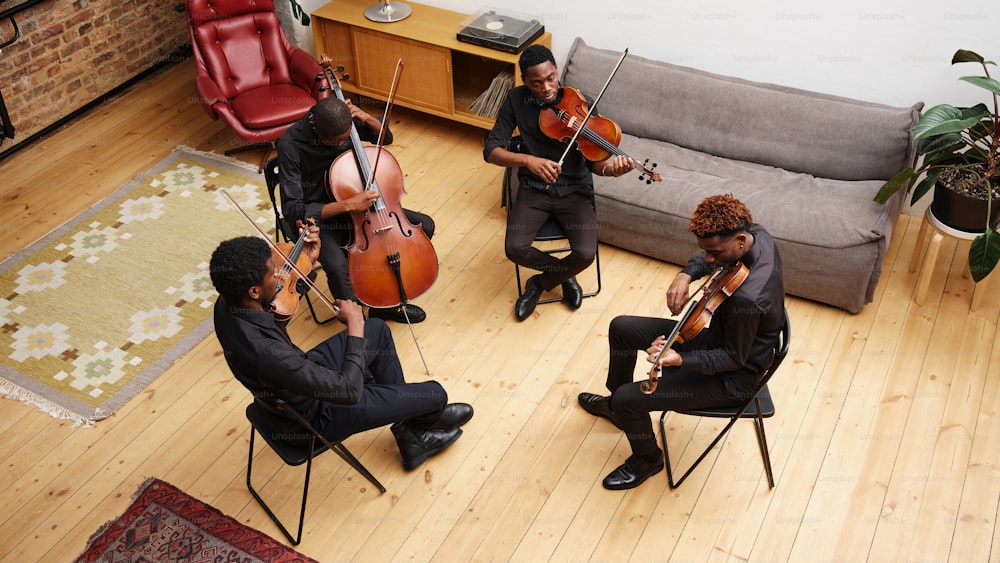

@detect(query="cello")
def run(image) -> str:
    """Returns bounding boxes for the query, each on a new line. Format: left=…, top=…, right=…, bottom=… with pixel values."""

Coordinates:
left=318, top=56, right=439, bottom=310
left=639, top=261, right=750, bottom=394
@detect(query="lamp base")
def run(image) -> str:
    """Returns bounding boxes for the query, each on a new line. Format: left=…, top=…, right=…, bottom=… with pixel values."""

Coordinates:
left=364, top=1, right=412, bottom=22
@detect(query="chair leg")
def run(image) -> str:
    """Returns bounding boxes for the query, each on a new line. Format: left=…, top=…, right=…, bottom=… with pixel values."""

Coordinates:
left=659, top=411, right=744, bottom=489
left=303, top=291, right=337, bottom=325
left=245, top=429, right=313, bottom=545
left=332, top=443, right=387, bottom=493
left=582, top=245, right=601, bottom=298
left=752, top=398, right=776, bottom=488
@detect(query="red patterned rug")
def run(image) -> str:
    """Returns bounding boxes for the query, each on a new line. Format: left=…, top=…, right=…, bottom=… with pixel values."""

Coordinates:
left=75, top=478, right=317, bottom=562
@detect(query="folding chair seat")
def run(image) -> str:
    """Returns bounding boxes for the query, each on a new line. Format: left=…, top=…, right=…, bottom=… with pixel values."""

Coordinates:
left=500, top=138, right=601, bottom=305
left=246, top=398, right=385, bottom=545
left=659, top=309, right=790, bottom=489
left=263, top=157, right=335, bottom=324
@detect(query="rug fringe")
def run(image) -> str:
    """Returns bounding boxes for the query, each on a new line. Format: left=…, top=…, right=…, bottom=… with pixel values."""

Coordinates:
left=175, top=144, right=262, bottom=173
left=0, top=379, right=95, bottom=428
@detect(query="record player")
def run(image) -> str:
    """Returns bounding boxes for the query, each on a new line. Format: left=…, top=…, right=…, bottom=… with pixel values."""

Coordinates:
left=456, top=8, right=544, bottom=54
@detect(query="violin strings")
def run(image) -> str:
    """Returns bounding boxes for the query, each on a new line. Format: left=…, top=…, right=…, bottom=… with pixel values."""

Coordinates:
left=219, top=189, right=340, bottom=316
left=559, top=112, right=630, bottom=162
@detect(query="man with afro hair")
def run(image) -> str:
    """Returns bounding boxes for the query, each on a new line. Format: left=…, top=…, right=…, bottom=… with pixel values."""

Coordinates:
left=209, top=227, right=472, bottom=471
left=578, top=194, right=785, bottom=490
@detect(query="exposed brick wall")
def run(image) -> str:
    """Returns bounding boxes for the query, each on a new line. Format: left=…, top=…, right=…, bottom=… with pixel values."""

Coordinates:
left=0, top=0, right=189, bottom=152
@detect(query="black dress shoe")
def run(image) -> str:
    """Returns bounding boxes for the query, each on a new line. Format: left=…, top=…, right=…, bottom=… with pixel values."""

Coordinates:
left=578, top=392, right=623, bottom=430
left=562, top=277, right=583, bottom=310
left=369, top=304, right=426, bottom=324
left=602, top=454, right=665, bottom=490
left=428, top=403, right=474, bottom=430
left=390, top=421, right=462, bottom=471
left=515, top=275, right=543, bottom=321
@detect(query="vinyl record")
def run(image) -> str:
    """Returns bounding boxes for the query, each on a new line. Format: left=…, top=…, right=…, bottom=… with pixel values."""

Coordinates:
left=467, top=15, right=507, bottom=40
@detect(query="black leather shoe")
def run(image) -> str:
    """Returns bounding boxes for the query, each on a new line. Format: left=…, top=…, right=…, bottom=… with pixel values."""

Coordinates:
left=578, top=392, right=623, bottom=430
left=515, top=275, right=543, bottom=321
left=391, top=421, right=462, bottom=471
left=562, top=277, right=583, bottom=310
left=428, top=403, right=474, bottom=430
left=602, top=454, right=665, bottom=490
left=369, top=304, right=426, bottom=324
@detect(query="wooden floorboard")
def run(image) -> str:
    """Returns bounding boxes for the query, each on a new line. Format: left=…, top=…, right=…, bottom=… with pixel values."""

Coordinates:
left=0, top=57, right=998, bottom=562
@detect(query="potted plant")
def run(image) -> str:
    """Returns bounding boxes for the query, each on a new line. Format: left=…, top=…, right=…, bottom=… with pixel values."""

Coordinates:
left=874, top=49, right=1000, bottom=282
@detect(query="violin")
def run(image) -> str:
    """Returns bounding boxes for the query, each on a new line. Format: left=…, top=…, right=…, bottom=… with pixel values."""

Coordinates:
left=639, top=261, right=750, bottom=394
left=269, top=224, right=316, bottom=322
left=539, top=86, right=662, bottom=184
left=319, top=56, right=439, bottom=310
left=220, top=190, right=341, bottom=319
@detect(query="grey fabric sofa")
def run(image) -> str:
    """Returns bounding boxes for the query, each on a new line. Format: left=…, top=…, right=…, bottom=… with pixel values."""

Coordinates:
left=560, top=38, right=922, bottom=313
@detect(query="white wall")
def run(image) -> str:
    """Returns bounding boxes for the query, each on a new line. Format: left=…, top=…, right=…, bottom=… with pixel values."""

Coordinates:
left=302, top=0, right=996, bottom=111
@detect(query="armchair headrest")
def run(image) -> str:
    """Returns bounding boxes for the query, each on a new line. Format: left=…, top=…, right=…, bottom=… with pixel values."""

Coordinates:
left=186, top=0, right=277, bottom=27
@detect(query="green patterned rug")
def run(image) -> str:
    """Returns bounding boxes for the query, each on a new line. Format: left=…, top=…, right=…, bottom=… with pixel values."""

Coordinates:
left=0, top=147, right=273, bottom=426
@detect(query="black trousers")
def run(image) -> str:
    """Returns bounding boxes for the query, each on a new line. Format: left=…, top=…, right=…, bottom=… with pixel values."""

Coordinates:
left=309, top=317, right=447, bottom=444
left=605, top=315, right=757, bottom=457
left=316, top=209, right=435, bottom=304
left=505, top=185, right=597, bottom=292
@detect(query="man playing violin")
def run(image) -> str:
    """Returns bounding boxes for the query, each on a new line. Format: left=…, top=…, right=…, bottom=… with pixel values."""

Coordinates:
left=277, top=96, right=434, bottom=324
left=484, top=44, right=634, bottom=321
left=209, top=227, right=472, bottom=471
left=578, top=194, right=785, bottom=490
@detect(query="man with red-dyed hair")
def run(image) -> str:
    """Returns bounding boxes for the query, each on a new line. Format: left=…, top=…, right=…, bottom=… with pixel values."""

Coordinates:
left=578, top=194, right=786, bottom=490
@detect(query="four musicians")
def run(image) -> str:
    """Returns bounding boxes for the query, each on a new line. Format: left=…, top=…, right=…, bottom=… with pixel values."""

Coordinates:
left=211, top=44, right=785, bottom=489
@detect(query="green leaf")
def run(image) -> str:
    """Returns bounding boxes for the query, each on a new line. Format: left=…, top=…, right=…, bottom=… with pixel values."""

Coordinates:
left=952, top=49, right=986, bottom=65
left=915, top=104, right=984, bottom=139
left=917, top=133, right=964, bottom=157
left=969, top=229, right=1000, bottom=283
left=874, top=168, right=915, bottom=204
left=959, top=76, right=1000, bottom=96
left=910, top=172, right=940, bottom=205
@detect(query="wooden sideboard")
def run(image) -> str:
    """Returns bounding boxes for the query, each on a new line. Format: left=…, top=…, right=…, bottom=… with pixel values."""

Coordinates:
left=312, top=0, right=551, bottom=129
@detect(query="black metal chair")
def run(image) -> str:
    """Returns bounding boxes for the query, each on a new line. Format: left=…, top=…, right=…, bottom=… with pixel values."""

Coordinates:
left=246, top=398, right=385, bottom=545
left=659, top=308, right=790, bottom=489
left=500, top=156, right=602, bottom=305
left=263, top=157, right=335, bottom=324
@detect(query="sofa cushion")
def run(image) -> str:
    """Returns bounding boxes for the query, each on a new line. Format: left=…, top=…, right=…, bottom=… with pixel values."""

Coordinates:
left=561, top=38, right=922, bottom=182
left=609, top=135, right=892, bottom=250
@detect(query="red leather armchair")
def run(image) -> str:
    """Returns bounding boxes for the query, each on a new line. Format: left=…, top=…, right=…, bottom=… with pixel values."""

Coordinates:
left=185, top=0, right=329, bottom=170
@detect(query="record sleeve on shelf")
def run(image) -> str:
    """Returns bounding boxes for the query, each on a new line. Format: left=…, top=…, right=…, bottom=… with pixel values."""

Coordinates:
left=456, top=8, right=544, bottom=54
left=469, top=70, right=513, bottom=119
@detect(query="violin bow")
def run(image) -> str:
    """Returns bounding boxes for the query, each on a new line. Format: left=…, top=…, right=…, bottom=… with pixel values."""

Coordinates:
left=555, top=48, right=629, bottom=168
left=219, top=189, right=341, bottom=317
left=365, top=58, right=404, bottom=193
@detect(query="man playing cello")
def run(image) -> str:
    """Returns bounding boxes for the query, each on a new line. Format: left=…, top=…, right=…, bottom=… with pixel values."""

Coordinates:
left=278, top=96, right=434, bottom=324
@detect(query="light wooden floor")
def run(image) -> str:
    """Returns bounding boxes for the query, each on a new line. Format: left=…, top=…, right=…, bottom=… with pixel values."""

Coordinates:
left=1, top=59, right=999, bottom=563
